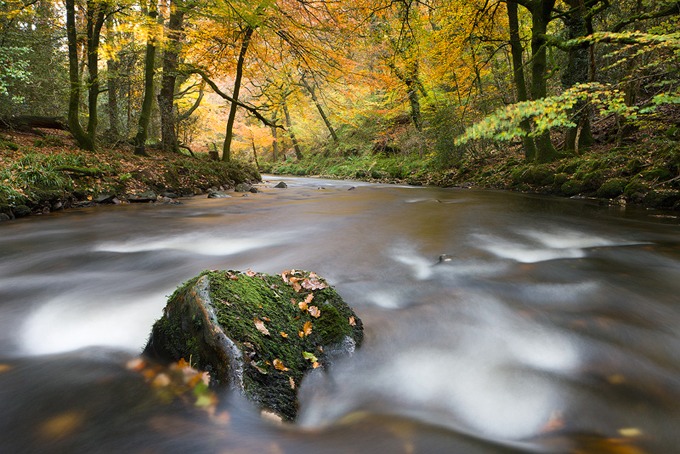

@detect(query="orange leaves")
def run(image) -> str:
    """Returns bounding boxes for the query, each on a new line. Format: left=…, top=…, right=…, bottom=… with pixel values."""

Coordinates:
left=349, top=316, right=356, bottom=326
left=273, top=358, right=289, bottom=371
left=254, top=318, right=271, bottom=336
left=308, top=306, right=321, bottom=318
left=281, top=269, right=328, bottom=293
left=299, top=320, right=313, bottom=337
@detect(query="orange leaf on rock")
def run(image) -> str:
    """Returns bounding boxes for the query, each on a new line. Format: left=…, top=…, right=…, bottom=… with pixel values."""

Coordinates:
left=246, top=269, right=256, bottom=277
left=273, top=359, right=289, bottom=371
left=302, top=320, right=313, bottom=336
left=280, top=331, right=289, bottom=338
left=298, top=300, right=308, bottom=311
left=349, top=316, right=356, bottom=326
left=308, top=306, right=321, bottom=318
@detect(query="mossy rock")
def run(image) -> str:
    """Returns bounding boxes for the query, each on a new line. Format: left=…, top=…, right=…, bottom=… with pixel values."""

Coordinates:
left=143, top=269, right=363, bottom=421
left=624, top=180, right=649, bottom=202
left=596, top=178, right=627, bottom=199
left=560, top=180, right=584, bottom=196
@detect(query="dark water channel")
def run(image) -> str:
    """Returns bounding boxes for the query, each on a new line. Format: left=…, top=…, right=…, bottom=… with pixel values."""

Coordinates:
left=1, top=176, right=679, bottom=453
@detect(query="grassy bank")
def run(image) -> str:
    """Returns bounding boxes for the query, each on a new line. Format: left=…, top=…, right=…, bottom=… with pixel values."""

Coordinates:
left=263, top=137, right=680, bottom=211
left=0, top=132, right=260, bottom=220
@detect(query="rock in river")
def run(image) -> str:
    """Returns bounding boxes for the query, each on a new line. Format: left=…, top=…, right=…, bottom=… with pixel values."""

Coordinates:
left=143, top=269, right=363, bottom=421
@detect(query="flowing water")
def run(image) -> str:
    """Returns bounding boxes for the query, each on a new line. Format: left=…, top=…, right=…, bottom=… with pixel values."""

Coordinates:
left=1, top=176, right=679, bottom=453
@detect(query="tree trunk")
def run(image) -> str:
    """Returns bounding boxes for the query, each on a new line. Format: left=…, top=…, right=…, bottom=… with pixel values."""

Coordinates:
left=507, top=0, right=537, bottom=161
left=528, top=0, right=559, bottom=162
left=271, top=122, right=279, bottom=162
left=251, top=133, right=260, bottom=170
left=134, top=0, right=159, bottom=156
left=86, top=1, right=106, bottom=143
left=561, top=0, right=593, bottom=154
left=65, top=0, right=94, bottom=150
left=283, top=100, right=303, bottom=160
left=105, top=17, right=121, bottom=141
left=158, top=0, right=185, bottom=153
left=222, top=26, right=254, bottom=162
left=300, top=75, right=338, bottom=142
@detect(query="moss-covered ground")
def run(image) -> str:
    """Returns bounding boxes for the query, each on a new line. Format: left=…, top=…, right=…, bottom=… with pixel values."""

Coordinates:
left=0, top=131, right=260, bottom=219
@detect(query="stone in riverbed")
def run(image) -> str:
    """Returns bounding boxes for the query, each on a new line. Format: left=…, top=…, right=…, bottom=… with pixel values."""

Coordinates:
left=143, top=269, right=363, bottom=421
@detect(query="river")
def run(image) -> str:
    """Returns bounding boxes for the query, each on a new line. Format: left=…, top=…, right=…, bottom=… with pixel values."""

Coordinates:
left=1, top=176, right=678, bottom=453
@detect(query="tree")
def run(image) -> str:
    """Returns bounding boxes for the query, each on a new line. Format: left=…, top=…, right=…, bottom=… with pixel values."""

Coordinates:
left=134, top=0, right=160, bottom=156
left=158, top=0, right=185, bottom=153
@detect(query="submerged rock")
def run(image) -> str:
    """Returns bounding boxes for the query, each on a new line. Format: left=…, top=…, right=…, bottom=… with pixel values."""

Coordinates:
left=143, top=269, right=363, bottom=421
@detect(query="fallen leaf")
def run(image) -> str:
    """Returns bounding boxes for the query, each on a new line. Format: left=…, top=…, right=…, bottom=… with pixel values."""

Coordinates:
left=125, top=357, right=146, bottom=371
left=40, top=411, right=85, bottom=440
left=302, top=351, right=318, bottom=362
left=301, top=320, right=313, bottom=336
left=246, top=269, right=256, bottom=277
left=541, top=411, right=565, bottom=432
left=280, top=331, right=289, bottom=338
left=349, top=316, right=356, bottom=326
left=618, top=428, right=642, bottom=437
left=273, top=359, right=289, bottom=371
left=289, top=376, right=296, bottom=389
left=308, top=306, right=321, bottom=318
left=254, top=318, right=271, bottom=336
left=152, top=373, right=171, bottom=388
left=298, top=300, right=308, bottom=311
left=312, top=361, right=320, bottom=369
left=304, top=293, right=314, bottom=305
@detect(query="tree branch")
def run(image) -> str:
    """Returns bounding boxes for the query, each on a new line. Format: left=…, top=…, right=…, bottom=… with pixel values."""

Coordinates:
left=186, top=67, right=283, bottom=129
left=613, top=1, right=680, bottom=32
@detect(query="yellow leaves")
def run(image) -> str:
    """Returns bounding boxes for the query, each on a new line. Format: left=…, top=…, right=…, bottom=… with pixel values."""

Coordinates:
left=254, top=318, right=271, bottom=336
left=273, top=358, right=289, bottom=371
left=40, top=411, right=86, bottom=440
left=279, top=331, right=289, bottom=338
left=299, top=320, right=313, bottom=337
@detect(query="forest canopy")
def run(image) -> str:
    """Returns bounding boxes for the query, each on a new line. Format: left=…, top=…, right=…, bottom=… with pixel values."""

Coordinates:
left=1, top=0, right=679, bottom=165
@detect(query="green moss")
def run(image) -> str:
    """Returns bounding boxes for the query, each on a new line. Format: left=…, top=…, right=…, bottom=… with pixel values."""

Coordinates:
left=560, top=180, right=584, bottom=196
left=596, top=178, right=627, bottom=199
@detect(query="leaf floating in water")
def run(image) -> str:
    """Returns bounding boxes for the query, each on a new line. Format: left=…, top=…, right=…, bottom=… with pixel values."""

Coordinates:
left=254, top=318, right=271, bottom=336
left=0, top=363, right=11, bottom=374
left=618, top=428, right=642, bottom=438
left=40, top=411, right=85, bottom=440
left=273, top=359, right=289, bottom=371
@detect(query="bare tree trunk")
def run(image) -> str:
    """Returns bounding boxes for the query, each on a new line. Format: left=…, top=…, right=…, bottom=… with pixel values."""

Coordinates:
left=562, top=0, right=593, bottom=154
left=508, top=0, right=537, bottom=161
left=86, top=1, right=106, bottom=143
left=134, top=0, right=159, bottom=156
left=106, top=18, right=121, bottom=141
left=283, top=100, right=303, bottom=160
left=271, top=120, right=279, bottom=161
left=66, top=0, right=94, bottom=150
left=251, top=133, right=260, bottom=170
left=222, top=26, right=254, bottom=162
left=158, top=0, right=184, bottom=153
left=528, top=0, right=559, bottom=163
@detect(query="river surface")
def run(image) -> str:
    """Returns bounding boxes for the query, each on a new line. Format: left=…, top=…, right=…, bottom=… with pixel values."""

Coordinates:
left=1, top=176, right=679, bottom=453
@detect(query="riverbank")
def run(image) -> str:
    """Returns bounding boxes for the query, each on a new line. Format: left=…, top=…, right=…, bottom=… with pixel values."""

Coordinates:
left=2, top=129, right=679, bottom=221
left=0, top=131, right=261, bottom=220
left=265, top=136, right=680, bottom=211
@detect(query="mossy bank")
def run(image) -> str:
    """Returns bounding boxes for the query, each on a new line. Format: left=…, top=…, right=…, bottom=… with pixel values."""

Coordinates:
left=0, top=133, right=260, bottom=221
left=144, top=269, right=363, bottom=421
